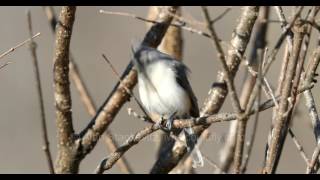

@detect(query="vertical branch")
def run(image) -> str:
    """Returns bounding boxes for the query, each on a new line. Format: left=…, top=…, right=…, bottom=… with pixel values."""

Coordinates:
left=217, top=7, right=269, bottom=173
left=264, top=18, right=306, bottom=174
left=265, top=7, right=318, bottom=173
left=304, top=44, right=320, bottom=173
left=200, top=6, right=259, bottom=116
left=274, top=6, right=294, bottom=51
left=150, top=6, right=260, bottom=174
left=53, top=6, right=77, bottom=174
left=305, top=47, right=320, bottom=143
left=27, top=10, right=54, bottom=174
left=240, top=50, right=264, bottom=173
left=264, top=6, right=303, bottom=169
left=43, top=6, right=133, bottom=174
left=201, top=6, right=242, bottom=114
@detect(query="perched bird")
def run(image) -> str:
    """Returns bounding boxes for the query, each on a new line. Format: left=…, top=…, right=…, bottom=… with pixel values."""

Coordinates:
left=131, top=41, right=203, bottom=168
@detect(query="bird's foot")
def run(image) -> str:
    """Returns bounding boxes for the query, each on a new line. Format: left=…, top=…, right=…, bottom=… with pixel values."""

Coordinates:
left=157, top=112, right=176, bottom=132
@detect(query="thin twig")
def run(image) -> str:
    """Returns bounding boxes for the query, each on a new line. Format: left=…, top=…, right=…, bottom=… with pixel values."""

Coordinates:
left=127, top=108, right=151, bottom=122
left=94, top=124, right=161, bottom=174
left=202, top=6, right=248, bottom=174
left=274, top=6, right=294, bottom=51
left=234, top=7, right=269, bottom=174
left=27, top=10, right=54, bottom=174
left=241, top=47, right=267, bottom=173
left=210, top=8, right=232, bottom=24
left=307, top=144, right=320, bottom=173
left=263, top=77, right=279, bottom=109
left=0, top=32, right=40, bottom=60
left=203, top=155, right=226, bottom=174
left=202, top=6, right=256, bottom=174
left=0, top=62, right=12, bottom=70
left=262, top=7, right=303, bottom=75
left=288, top=128, right=310, bottom=165
left=99, top=9, right=212, bottom=39
left=201, top=6, right=242, bottom=114
left=101, top=54, right=149, bottom=118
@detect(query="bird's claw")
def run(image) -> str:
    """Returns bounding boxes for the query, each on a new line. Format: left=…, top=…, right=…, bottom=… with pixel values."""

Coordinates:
left=158, top=112, right=176, bottom=132
left=165, top=117, right=173, bottom=131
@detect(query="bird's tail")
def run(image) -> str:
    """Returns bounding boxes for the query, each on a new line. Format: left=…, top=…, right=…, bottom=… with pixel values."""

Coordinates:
left=184, top=127, right=204, bottom=168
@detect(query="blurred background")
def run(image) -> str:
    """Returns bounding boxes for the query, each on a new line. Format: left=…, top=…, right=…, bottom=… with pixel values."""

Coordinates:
left=0, top=6, right=319, bottom=174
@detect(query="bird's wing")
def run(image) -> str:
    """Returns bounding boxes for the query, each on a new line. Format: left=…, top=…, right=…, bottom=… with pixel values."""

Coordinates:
left=171, top=61, right=200, bottom=118
left=145, top=48, right=200, bottom=117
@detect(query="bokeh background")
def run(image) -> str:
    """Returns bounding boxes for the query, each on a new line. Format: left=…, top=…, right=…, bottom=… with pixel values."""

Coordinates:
left=0, top=6, right=319, bottom=174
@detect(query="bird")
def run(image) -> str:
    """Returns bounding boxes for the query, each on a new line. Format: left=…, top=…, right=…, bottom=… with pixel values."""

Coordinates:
left=131, top=41, right=203, bottom=168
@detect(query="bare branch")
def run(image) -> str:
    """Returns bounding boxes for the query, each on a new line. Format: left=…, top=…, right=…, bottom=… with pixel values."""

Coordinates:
left=101, top=54, right=148, bottom=118
left=27, top=10, right=54, bottom=174
left=43, top=6, right=133, bottom=174
left=241, top=47, right=268, bottom=173
left=210, top=8, right=232, bottom=24
left=262, top=7, right=303, bottom=75
left=274, top=6, right=294, bottom=51
left=0, top=32, right=40, bottom=60
left=288, top=128, right=310, bottom=165
left=150, top=7, right=260, bottom=174
left=99, top=9, right=212, bottom=39
left=53, top=6, right=77, bottom=174
left=201, top=6, right=242, bottom=114
left=304, top=41, right=320, bottom=174
left=307, top=144, right=320, bottom=173
left=93, top=82, right=312, bottom=174
left=216, top=7, right=269, bottom=173
left=203, top=155, right=226, bottom=174
left=264, top=17, right=306, bottom=174
left=94, top=124, right=161, bottom=174
left=0, top=62, right=12, bottom=70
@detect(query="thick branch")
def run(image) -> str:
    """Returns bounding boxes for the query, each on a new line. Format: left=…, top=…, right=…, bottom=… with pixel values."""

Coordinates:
left=43, top=6, right=133, bottom=173
left=264, top=19, right=305, bottom=174
left=53, top=6, right=77, bottom=174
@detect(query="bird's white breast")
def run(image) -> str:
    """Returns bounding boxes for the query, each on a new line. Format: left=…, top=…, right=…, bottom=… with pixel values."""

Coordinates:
left=138, top=61, right=191, bottom=118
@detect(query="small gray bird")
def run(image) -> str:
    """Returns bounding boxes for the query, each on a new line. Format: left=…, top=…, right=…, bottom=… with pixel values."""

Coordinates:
left=131, top=41, right=203, bottom=168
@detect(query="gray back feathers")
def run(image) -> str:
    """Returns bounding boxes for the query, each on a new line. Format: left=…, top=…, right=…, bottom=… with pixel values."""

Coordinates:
left=131, top=43, right=199, bottom=118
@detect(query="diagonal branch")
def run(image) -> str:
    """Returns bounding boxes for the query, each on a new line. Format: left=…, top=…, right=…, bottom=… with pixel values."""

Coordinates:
left=77, top=6, right=179, bottom=164
left=150, top=6, right=260, bottom=174
left=0, top=33, right=40, bottom=60
left=201, top=6, right=242, bottom=114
